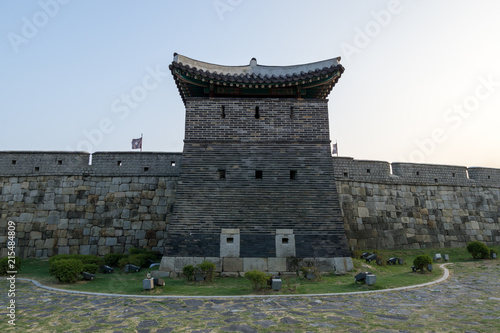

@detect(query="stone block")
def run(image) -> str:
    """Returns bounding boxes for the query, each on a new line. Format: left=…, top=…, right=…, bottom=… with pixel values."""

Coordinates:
left=243, top=258, right=267, bottom=272
left=98, top=246, right=110, bottom=256
left=276, top=233, right=295, bottom=258
left=220, top=232, right=240, bottom=258
left=19, top=213, right=34, bottom=223
left=44, top=238, right=56, bottom=248
left=223, top=257, right=243, bottom=272
left=105, top=237, right=117, bottom=246
left=315, top=258, right=335, bottom=272
left=174, top=257, right=193, bottom=271
left=80, top=245, right=91, bottom=255
left=152, top=270, right=170, bottom=278
left=358, top=207, right=370, bottom=218
left=46, top=215, right=59, bottom=225
left=276, top=229, right=293, bottom=235
left=143, top=278, right=154, bottom=290
left=58, top=246, right=70, bottom=255
left=135, top=230, right=146, bottom=239
left=204, top=257, right=222, bottom=271
left=268, top=257, right=287, bottom=272
left=30, top=231, right=42, bottom=240
left=159, top=257, right=175, bottom=271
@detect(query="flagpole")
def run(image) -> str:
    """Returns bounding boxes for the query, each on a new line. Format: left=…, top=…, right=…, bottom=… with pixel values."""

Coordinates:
left=141, top=133, right=143, bottom=152
left=336, top=140, right=338, bottom=156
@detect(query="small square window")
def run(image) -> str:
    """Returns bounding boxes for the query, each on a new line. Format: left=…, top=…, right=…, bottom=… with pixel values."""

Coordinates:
left=58, top=160, right=63, bottom=165
left=452, top=173, right=456, bottom=177
left=117, top=161, right=122, bottom=166
left=218, top=169, right=226, bottom=180
left=282, top=238, right=289, bottom=244
left=343, top=172, right=348, bottom=177
left=488, top=175, right=491, bottom=179
left=255, top=170, right=263, bottom=179
left=11, top=160, right=16, bottom=165
left=366, top=169, right=371, bottom=174
left=144, top=167, right=149, bottom=172
left=434, top=178, right=438, bottom=183
left=34, top=167, right=40, bottom=172
left=227, top=237, right=234, bottom=244
left=171, top=161, right=176, bottom=166
left=290, top=170, right=297, bottom=180
left=416, top=171, right=420, bottom=176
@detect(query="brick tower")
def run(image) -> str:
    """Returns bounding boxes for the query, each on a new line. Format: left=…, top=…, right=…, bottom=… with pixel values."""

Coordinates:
left=162, top=53, right=350, bottom=273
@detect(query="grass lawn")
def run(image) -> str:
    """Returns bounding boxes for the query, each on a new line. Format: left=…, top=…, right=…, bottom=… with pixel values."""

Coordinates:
left=15, top=246, right=499, bottom=296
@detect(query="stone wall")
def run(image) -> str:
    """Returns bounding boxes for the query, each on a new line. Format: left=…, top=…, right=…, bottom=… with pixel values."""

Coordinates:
left=166, top=98, right=350, bottom=258
left=2, top=151, right=500, bottom=258
left=0, top=152, right=181, bottom=258
left=334, top=157, right=500, bottom=250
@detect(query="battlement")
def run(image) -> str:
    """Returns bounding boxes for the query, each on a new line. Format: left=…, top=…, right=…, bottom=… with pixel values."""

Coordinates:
left=184, top=98, right=330, bottom=143
left=333, top=157, right=500, bottom=187
left=0, top=151, right=182, bottom=177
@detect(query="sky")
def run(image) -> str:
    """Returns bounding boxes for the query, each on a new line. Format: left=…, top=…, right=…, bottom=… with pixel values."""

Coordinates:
left=1, top=0, right=500, bottom=169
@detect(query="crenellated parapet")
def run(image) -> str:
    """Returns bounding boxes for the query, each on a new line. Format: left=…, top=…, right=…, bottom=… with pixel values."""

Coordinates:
left=0, top=151, right=182, bottom=177
left=333, top=157, right=500, bottom=187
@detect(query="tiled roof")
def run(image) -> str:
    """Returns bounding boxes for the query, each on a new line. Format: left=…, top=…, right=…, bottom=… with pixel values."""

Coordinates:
left=170, top=53, right=344, bottom=103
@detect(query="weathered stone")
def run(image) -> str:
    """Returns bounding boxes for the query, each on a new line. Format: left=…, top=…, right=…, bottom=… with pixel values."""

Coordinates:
left=243, top=258, right=267, bottom=272
left=268, top=257, right=287, bottom=272
left=223, top=257, right=243, bottom=272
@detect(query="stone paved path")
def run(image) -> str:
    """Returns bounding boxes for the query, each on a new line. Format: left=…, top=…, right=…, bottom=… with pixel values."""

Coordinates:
left=1, top=261, right=499, bottom=332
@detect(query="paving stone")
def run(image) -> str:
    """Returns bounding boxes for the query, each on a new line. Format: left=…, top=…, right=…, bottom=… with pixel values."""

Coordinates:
left=221, top=324, right=258, bottom=333
left=376, top=314, right=409, bottom=321
left=137, top=320, right=159, bottom=328
left=310, top=322, right=337, bottom=328
left=280, top=317, right=301, bottom=324
left=255, top=320, right=276, bottom=328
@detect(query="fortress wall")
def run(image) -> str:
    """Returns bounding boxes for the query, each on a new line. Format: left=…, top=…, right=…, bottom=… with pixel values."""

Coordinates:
left=1, top=152, right=500, bottom=258
left=0, top=152, right=90, bottom=176
left=333, top=157, right=500, bottom=250
left=0, top=152, right=181, bottom=258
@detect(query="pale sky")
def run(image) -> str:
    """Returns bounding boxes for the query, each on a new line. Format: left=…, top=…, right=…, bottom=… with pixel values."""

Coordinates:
left=1, top=1, right=500, bottom=168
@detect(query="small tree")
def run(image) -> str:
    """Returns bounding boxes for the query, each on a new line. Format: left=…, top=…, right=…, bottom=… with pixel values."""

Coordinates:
left=0, top=257, right=22, bottom=275
left=196, top=261, right=216, bottom=282
left=244, top=270, right=270, bottom=291
left=182, top=264, right=195, bottom=281
left=49, top=259, right=83, bottom=283
left=466, top=241, right=490, bottom=259
left=413, top=255, right=432, bottom=273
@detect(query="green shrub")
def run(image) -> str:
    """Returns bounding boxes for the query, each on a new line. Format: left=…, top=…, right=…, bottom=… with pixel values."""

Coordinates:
left=352, top=250, right=363, bottom=259
left=49, top=254, right=103, bottom=266
left=244, top=270, right=270, bottom=291
left=128, top=247, right=147, bottom=255
left=103, top=253, right=129, bottom=267
left=182, top=264, right=195, bottom=281
left=123, top=248, right=162, bottom=268
left=117, top=255, right=143, bottom=268
left=49, top=259, right=83, bottom=283
left=0, top=257, right=22, bottom=275
left=300, top=266, right=321, bottom=280
left=466, top=241, right=490, bottom=259
left=413, top=255, right=432, bottom=273
left=196, top=261, right=216, bottom=282
left=82, top=263, right=99, bottom=274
